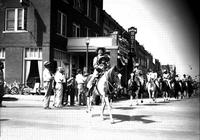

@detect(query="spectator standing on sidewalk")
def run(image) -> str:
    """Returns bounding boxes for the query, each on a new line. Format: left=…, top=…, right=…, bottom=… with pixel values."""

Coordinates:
left=0, top=61, right=4, bottom=107
left=43, top=61, right=54, bottom=109
left=54, top=67, right=65, bottom=108
left=67, top=73, right=76, bottom=106
left=62, top=71, right=67, bottom=106
left=75, top=69, right=86, bottom=105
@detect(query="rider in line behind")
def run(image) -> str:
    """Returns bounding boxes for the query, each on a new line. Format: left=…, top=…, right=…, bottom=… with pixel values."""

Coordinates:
left=129, top=63, right=143, bottom=106
left=162, top=69, right=171, bottom=88
left=147, top=69, right=158, bottom=86
left=162, top=69, right=171, bottom=101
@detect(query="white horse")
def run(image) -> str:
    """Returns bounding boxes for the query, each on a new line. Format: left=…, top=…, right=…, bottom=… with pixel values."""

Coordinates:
left=86, top=66, right=120, bottom=123
left=146, top=79, right=158, bottom=103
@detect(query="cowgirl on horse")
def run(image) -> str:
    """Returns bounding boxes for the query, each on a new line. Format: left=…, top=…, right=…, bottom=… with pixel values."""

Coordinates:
left=86, top=47, right=126, bottom=123
left=86, top=47, right=116, bottom=123
left=161, top=69, right=171, bottom=101
left=86, top=47, right=110, bottom=96
left=146, top=69, right=158, bottom=103
left=128, top=63, right=144, bottom=106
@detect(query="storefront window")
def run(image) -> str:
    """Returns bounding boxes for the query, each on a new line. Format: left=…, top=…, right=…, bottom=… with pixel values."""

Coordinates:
left=0, top=48, right=5, bottom=78
left=24, top=48, right=42, bottom=87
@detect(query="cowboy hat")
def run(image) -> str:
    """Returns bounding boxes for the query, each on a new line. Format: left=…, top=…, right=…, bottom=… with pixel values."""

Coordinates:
left=77, top=68, right=82, bottom=74
left=83, top=72, right=89, bottom=76
left=57, top=67, right=64, bottom=73
left=44, top=61, right=50, bottom=66
left=135, top=63, right=139, bottom=67
left=96, top=47, right=106, bottom=54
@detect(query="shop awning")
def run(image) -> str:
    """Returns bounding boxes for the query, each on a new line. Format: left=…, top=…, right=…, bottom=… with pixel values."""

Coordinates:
left=67, top=37, right=116, bottom=52
left=67, top=36, right=130, bottom=55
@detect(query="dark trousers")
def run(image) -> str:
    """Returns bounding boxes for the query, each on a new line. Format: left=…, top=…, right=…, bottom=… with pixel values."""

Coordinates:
left=62, top=83, right=67, bottom=105
left=65, top=86, right=76, bottom=106
left=0, top=84, right=4, bottom=106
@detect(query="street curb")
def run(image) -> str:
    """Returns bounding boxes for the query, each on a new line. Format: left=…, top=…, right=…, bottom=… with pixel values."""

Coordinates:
left=3, top=94, right=46, bottom=101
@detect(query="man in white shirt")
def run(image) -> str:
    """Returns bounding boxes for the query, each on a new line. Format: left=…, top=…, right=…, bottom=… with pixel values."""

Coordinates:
left=54, top=67, right=65, bottom=108
left=76, top=69, right=86, bottom=105
left=43, top=61, right=54, bottom=109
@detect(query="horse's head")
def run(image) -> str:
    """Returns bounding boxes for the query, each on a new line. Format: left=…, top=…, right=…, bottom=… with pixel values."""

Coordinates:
left=106, top=66, right=120, bottom=87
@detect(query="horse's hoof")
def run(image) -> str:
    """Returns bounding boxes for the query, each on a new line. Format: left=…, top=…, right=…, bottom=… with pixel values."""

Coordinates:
left=110, top=120, right=114, bottom=124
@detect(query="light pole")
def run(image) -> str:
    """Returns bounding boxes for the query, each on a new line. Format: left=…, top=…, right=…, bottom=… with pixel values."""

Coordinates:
left=85, top=38, right=90, bottom=73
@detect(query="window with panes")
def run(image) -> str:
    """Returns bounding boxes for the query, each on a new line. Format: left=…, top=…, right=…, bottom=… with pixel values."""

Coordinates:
left=72, top=23, right=80, bottom=37
left=5, top=8, right=27, bottom=31
left=57, top=11, right=67, bottom=37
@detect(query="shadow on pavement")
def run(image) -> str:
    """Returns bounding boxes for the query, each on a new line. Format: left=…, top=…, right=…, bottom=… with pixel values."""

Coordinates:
left=4, top=106, right=41, bottom=108
left=113, top=106, right=137, bottom=110
left=3, top=97, right=18, bottom=101
left=51, top=105, right=87, bottom=110
left=140, top=103, right=163, bottom=106
left=0, top=119, right=9, bottom=121
left=112, top=114, right=156, bottom=124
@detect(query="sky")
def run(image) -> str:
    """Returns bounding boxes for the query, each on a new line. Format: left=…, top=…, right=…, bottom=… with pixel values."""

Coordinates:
left=103, top=0, right=199, bottom=78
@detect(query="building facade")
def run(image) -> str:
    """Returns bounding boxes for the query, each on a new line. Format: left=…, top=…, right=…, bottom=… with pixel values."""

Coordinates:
left=0, top=0, right=163, bottom=88
left=0, top=0, right=103, bottom=86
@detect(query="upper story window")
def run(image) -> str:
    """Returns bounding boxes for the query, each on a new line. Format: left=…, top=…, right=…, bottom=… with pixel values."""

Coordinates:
left=95, top=6, right=99, bottom=24
left=5, top=8, right=27, bottom=32
left=0, top=48, right=5, bottom=59
left=83, top=27, right=89, bottom=37
left=72, top=23, right=80, bottom=37
left=86, top=0, right=90, bottom=17
left=57, top=11, right=67, bottom=37
left=73, top=0, right=83, bottom=11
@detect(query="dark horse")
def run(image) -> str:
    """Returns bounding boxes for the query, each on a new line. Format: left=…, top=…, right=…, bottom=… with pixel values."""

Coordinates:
left=128, top=73, right=146, bottom=105
left=160, top=78, right=171, bottom=101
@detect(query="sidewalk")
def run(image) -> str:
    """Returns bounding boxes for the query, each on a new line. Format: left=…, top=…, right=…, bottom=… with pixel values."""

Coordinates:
left=3, top=94, right=44, bottom=101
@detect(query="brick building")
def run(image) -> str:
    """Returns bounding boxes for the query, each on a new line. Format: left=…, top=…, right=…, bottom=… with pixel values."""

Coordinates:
left=0, top=0, right=103, bottom=86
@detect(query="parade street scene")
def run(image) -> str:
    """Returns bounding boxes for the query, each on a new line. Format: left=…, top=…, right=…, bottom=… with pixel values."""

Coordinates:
left=0, top=0, right=199, bottom=140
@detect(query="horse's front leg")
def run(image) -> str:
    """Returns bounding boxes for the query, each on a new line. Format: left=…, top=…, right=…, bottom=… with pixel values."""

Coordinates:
left=129, top=93, right=134, bottom=106
left=152, top=91, right=156, bottom=103
left=86, top=95, right=92, bottom=115
left=135, top=89, right=140, bottom=105
left=100, top=96, right=106, bottom=120
left=163, top=91, right=167, bottom=102
left=105, top=96, right=114, bottom=124
left=148, top=90, right=151, bottom=99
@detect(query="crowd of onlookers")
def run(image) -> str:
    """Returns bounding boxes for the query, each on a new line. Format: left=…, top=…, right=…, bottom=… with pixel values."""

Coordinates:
left=42, top=61, right=90, bottom=109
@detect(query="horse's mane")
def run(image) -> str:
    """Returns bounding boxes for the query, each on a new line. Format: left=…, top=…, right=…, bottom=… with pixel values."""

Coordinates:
left=85, top=74, right=93, bottom=84
left=106, top=66, right=117, bottom=84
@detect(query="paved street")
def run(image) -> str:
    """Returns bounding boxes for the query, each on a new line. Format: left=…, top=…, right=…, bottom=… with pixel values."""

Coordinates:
left=0, top=94, right=199, bottom=140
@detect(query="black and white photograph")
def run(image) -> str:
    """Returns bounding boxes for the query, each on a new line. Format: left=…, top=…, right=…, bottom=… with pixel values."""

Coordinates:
left=0, top=0, right=199, bottom=140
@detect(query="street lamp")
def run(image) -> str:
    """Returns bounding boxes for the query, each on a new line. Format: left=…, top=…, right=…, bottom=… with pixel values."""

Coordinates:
left=85, top=38, right=90, bottom=73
